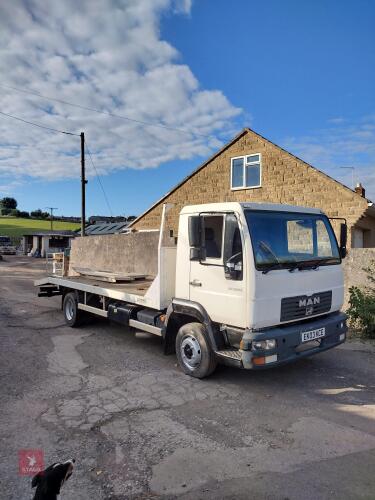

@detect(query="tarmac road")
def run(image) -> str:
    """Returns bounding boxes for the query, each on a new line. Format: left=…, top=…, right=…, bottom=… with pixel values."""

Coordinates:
left=1, top=256, right=375, bottom=500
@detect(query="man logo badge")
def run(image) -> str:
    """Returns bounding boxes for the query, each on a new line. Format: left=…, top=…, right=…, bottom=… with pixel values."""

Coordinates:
left=299, top=296, right=320, bottom=316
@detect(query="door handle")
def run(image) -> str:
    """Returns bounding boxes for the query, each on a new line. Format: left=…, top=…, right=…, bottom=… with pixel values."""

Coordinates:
left=190, top=279, right=202, bottom=287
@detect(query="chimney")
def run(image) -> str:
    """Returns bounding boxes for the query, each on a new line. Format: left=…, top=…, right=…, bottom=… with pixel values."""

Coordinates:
left=354, top=182, right=365, bottom=198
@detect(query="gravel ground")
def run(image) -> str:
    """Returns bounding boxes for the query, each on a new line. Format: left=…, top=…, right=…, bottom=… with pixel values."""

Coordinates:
left=1, top=256, right=375, bottom=499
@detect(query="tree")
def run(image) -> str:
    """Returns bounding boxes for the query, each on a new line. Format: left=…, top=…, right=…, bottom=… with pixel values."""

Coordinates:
left=31, top=209, right=50, bottom=219
left=18, top=211, right=30, bottom=218
left=0, top=197, right=17, bottom=209
left=31, top=209, right=43, bottom=219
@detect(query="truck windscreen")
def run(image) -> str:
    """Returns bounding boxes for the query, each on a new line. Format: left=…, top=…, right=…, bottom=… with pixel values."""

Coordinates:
left=245, top=210, right=341, bottom=271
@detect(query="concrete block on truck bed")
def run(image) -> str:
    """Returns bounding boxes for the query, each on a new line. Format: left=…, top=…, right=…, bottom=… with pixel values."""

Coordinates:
left=72, top=267, right=147, bottom=283
left=68, top=232, right=160, bottom=277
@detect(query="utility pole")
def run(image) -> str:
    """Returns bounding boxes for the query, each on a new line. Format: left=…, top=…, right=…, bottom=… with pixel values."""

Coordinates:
left=46, top=207, right=58, bottom=231
left=80, top=132, right=87, bottom=236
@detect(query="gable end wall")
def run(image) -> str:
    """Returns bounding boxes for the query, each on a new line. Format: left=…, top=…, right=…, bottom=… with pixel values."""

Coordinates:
left=133, top=130, right=369, bottom=246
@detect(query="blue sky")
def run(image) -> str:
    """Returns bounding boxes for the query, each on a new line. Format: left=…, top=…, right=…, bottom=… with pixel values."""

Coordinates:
left=0, top=0, right=374, bottom=217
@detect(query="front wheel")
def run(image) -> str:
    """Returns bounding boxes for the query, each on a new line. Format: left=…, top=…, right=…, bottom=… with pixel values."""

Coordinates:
left=176, top=322, right=217, bottom=378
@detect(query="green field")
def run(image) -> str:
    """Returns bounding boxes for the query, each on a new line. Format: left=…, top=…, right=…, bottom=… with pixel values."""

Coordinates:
left=0, top=216, right=80, bottom=239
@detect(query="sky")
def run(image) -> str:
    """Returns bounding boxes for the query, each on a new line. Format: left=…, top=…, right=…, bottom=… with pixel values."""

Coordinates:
left=0, top=0, right=374, bottom=217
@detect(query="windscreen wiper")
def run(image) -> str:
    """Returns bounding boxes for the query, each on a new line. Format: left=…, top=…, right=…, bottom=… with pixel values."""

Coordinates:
left=297, top=258, right=333, bottom=270
left=263, top=262, right=304, bottom=274
left=261, top=263, right=283, bottom=274
left=288, top=262, right=299, bottom=273
left=264, top=258, right=335, bottom=274
left=288, top=261, right=321, bottom=272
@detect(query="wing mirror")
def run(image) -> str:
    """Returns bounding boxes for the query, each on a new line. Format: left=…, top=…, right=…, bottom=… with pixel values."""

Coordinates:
left=339, top=223, right=347, bottom=259
left=224, top=261, right=238, bottom=279
left=224, top=252, right=243, bottom=280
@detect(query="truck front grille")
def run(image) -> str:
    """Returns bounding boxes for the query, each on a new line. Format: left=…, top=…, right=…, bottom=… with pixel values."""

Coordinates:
left=280, top=291, right=332, bottom=322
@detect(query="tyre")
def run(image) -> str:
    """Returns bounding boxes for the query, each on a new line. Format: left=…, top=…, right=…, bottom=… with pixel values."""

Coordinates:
left=63, top=292, right=85, bottom=327
left=176, top=322, right=217, bottom=378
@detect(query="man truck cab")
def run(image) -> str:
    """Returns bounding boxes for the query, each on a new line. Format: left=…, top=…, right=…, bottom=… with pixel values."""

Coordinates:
left=173, top=203, right=347, bottom=376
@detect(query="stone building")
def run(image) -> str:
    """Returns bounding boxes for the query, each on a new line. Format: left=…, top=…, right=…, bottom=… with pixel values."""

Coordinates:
left=130, top=128, right=375, bottom=248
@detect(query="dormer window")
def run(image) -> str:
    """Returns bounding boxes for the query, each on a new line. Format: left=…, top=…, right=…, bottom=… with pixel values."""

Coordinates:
left=231, top=153, right=261, bottom=190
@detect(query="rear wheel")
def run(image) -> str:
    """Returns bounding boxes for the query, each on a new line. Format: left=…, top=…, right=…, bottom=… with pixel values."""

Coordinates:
left=176, top=322, right=217, bottom=378
left=63, top=292, right=85, bottom=327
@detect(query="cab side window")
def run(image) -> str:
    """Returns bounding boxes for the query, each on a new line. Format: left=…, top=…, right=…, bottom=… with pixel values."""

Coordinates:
left=223, top=213, right=243, bottom=280
left=203, top=216, right=223, bottom=259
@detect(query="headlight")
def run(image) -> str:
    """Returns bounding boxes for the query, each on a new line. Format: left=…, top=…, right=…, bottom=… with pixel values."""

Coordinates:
left=252, top=339, right=276, bottom=351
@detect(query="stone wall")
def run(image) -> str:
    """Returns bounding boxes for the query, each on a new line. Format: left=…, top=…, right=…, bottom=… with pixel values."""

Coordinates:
left=342, top=248, right=375, bottom=309
left=68, top=231, right=160, bottom=277
left=132, top=129, right=372, bottom=247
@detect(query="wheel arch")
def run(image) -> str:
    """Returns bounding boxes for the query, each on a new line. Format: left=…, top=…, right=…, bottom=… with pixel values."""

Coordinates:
left=163, top=299, right=223, bottom=354
left=60, top=288, right=80, bottom=310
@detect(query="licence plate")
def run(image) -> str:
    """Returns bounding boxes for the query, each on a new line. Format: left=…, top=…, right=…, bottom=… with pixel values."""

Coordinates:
left=301, top=327, right=325, bottom=343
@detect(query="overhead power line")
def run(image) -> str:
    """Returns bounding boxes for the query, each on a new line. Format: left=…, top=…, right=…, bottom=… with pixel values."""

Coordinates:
left=84, top=139, right=113, bottom=217
left=0, top=82, right=211, bottom=138
left=0, top=107, right=112, bottom=217
left=0, top=110, right=112, bottom=216
left=0, top=110, right=79, bottom=136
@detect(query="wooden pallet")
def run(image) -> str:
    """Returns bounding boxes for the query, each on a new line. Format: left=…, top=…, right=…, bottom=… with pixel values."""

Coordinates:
left=73, top=267, right=147, bottom=283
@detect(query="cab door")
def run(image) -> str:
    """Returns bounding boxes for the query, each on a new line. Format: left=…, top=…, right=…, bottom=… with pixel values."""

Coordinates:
left=189, top=213, right=246, bottom=327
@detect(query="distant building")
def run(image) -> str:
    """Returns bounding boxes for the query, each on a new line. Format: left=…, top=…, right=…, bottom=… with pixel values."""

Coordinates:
left=22, top=231, right=76, bottom=257
left=84, top=221, right=130, bottom=235
left=56, top=216, right=81, bottom=223
left=88, top=215, right=129, bottom=224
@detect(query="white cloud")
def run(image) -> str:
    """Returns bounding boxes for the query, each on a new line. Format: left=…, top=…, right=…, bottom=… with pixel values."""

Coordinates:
left=281, top=115, right=375, bottom=201
left=0, top=0, right=241, bottom=187
left=327, top=117, right=346, bottom=125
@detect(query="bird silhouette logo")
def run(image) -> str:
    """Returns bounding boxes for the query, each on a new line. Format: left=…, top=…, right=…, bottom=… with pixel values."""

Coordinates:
left=27, top=455, right=37, bottom=467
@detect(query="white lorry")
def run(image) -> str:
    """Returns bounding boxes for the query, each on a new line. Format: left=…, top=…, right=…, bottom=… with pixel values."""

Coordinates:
left=36, top=202, right=348, bottom=378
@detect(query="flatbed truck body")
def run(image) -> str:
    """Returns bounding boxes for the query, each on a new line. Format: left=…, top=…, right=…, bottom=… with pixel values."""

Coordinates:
left=36, top=202, right=348, bottom=378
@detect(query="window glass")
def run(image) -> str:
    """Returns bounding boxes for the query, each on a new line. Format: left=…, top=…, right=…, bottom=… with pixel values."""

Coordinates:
left=316, top=219, right=334, bottom=256
left=231, top=158, right=244, bottom=188
left=245, top=210, right=340, bottom=271
left=223, top=214, right=243, bottom=280
left=203, top=216, right=223, bottom=259
left=246, top=154, right=260, bottom=163
left=287, top=220, right=314, bottom=254
left=245, top=164, right=260, bottom=187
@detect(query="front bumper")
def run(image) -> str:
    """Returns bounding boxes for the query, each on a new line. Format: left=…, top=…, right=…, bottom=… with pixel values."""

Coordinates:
left=239, top=311, right=347, bottom=369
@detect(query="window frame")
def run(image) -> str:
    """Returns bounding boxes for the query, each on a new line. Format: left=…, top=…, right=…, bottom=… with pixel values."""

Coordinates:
left=230, top=153, right=262, bottom=191
left=223, top=212, right=244, bottom=281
